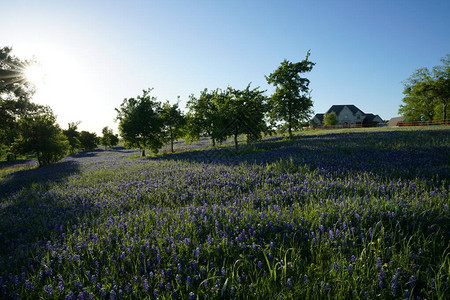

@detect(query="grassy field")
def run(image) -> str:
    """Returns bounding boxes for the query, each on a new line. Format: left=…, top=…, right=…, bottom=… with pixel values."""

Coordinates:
left=0, top=127, right=449, bottom=299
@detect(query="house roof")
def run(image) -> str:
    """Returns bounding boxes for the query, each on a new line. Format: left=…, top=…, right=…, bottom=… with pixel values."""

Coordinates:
left=388, top=116, right=405, bottom=126
left=364, top=114, right=383, bottom=123
left=311, top=114, right=324, bottom=124
left=325, top=105, right=363, bottom=115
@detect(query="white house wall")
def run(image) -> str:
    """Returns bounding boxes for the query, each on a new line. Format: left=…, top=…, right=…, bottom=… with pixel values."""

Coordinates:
left=337, top=106, right=363, bottom=125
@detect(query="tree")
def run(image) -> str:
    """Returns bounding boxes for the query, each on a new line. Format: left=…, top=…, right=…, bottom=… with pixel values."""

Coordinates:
left=13, top=107, right=69, bottom=167
left=0, top=46, right=35, bottom=99
left=79, top=131, right=99, bottom=151
left=115, top=89, right=164, bottom=156
left=186, top=89, right=222, bottom=146
left=400, top=54, right=450, bottom=122
left=323, top=112, right=338, bottom=126
left=0, top=47, right=39, bottom=157
left=161, top=98, right=186, bottom=153
left=266, top=51, right=315, bottom=138
left=110, top=133, right=119, bottom=147
left=100, top=126, right=117, bottom=150
left=216, top=84, right=268, bottom=151
left=63, top=121, right=81, bottom=154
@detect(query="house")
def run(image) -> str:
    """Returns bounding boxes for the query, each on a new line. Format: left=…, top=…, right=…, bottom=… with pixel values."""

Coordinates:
left=311, top=105, right=383, bottom=127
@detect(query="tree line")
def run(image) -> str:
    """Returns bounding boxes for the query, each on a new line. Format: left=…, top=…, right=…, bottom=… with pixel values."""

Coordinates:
left=116, top=52, right=315, bottom=156
left=2, top=46, right=316, bottom=165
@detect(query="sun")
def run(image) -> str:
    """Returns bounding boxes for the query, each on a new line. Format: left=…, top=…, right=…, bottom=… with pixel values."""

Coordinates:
left=23, top=62, right=47, bottom=88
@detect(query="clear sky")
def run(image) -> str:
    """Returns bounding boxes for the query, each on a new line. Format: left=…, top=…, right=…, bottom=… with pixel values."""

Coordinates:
left=2, top=0, right=449, bottom=134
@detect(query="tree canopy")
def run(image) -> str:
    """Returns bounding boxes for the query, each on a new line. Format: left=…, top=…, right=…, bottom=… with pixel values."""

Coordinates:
left=1, top=47, right=40, bottom=158
left=186, top=89, right=222, bottom=146
left=79, top=131, right=99, bottom=151
left=13, top=107, right=69, bottom=166
left=161, top=99, right=186, bottom=153
left=100, top=126, right=118, bottom=150
left=266, top=51, right=315, bottom=138
left=216, top=84, right=268, bottom=151
left=323, top=112, right=338, bottom=126
left=63, top=121, right=81, bottom=154
left=115, top=89, right=165, bottom=156
left=399, top=54, right=449, bottom=122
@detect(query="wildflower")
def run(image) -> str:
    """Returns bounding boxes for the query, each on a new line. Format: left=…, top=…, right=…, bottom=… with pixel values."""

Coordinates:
left=348, top=264, right=353, bottom=276
left=189, top=292, right=195, bottom=300
left=44, top=284, right=53, bottom=296
left=65, top=291, right=75, bottom=300
left=287, top=278, right=293, bottom=288
left=143, top=279, right=149, bottom=292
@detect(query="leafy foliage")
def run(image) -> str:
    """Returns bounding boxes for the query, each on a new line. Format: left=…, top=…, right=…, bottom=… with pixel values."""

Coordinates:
left=100, top=126, right=118, bottom=150
left=63, top=121, right=81, bottom=154
left=79, top=131, right=99, bottom=151
left=215, top=84, right=268, bottom=151
left=266, top=51, right=315, bottom=137
left=0, top=47, right=40, bottom=157
left=12, top=107, right=69, bottom=166
left=161, top=99, right=186, bottom=153
left=399, top=54, right=450, bottom=121
left=115, top=89, right=164, bottom=156
left=186, top=89, right=222, bottom=146
left=323, top=111, right=338, bottom=126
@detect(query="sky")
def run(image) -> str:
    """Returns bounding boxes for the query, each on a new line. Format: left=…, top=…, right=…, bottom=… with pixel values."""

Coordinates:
left=2, top=0, right=449, bottom=135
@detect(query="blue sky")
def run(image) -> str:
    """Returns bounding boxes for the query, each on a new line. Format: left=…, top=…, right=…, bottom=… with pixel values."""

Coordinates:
left=2, top=0, right=449, bottom=134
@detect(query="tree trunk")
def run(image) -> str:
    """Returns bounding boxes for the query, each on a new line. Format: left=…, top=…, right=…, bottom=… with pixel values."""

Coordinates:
left=443, top=102, right=448, bottom=124
left=141, top=148, right=145, bottom=157
left=170, top=127, right=174, bottom=152
left=288, top=107, right=293, bottom=139
left=212, top=138, right=216, bottom=147
left=234, top=132, right=238, bottom=152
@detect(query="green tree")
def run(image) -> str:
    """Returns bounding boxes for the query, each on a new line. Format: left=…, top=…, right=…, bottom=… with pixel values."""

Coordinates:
left=13, top=107, right=69, bottom=166
left=161, top=98, right=186, bottom=153
left=79, top=131, right=99, bottom=151
left=186, top=89, right=222, bottom=146
left=400, top=54, right=450, bottom=122
left=110, top=133, right=119, bottom=147
left=63, top=121, right=81, bottom=154
left=0, top=47, right=39, bottom=158
left=266, top=51, right=315, bottom=138
left=115, top=89, right=164, bottom=156
left=100, top=126, right=114, bottom=150
left=323, top=112, right=338, bottom=126
left=217, top=84, right=268, bottom=151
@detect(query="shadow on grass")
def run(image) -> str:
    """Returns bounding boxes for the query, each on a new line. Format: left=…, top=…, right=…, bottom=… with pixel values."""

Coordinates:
left=149, top=130, right=449, bottom=182
left=0, top=158, right=99, bottom=271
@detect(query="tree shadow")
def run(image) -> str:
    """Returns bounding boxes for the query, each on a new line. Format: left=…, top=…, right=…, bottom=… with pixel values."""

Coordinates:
left=0, top=158, right=96, bottom=271
left=149, top=130, right=449, bottom=182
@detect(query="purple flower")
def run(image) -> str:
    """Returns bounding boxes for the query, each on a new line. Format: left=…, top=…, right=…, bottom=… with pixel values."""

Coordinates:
left=348, top=264, right=353, bottom=276
left=189, top=292, right=195, bottom=300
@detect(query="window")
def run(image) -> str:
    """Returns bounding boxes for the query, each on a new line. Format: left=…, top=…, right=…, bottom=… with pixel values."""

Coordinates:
left=344, top=114, right=348, bottom=119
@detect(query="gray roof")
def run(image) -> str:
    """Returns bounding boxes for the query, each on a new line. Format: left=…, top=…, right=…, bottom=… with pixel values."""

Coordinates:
left=325, top=105, right=363, bottom=115
left=363, top=114, right=383, bottom=123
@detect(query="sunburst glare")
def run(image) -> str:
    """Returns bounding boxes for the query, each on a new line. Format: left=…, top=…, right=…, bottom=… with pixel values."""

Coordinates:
left=23, top=62, right=46, bottom=87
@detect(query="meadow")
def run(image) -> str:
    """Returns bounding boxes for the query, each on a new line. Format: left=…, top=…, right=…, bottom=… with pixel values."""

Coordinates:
left=0, top=128, right=449, bottom=299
